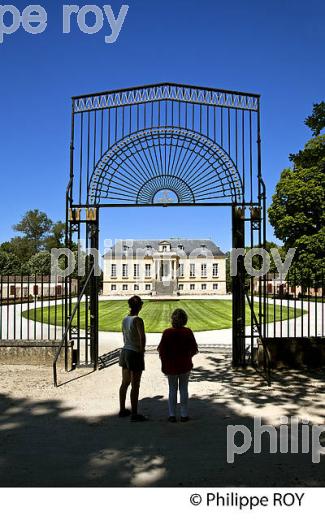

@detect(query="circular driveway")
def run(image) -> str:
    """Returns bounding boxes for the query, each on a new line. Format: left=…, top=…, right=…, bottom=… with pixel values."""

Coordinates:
left=1, top=297, right=323, bottom=357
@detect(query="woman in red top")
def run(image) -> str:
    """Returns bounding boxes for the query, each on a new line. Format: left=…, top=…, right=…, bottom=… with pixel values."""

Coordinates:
left=158, top=308, right=198, bottom=423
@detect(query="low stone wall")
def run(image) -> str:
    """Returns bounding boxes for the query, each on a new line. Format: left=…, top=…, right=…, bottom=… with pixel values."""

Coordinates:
left=0, top=340, right=73, bottom=368
left=257, top=337, right=325, bottom=369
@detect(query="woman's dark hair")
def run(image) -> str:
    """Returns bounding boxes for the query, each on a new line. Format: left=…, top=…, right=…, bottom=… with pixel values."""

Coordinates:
left=128, top=295, right=143, bottom=313
left=171, top=308, right=188, bottom=328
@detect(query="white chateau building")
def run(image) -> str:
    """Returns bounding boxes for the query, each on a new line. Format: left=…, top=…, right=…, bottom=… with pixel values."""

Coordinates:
left=103, top=239, right=226, bottom=297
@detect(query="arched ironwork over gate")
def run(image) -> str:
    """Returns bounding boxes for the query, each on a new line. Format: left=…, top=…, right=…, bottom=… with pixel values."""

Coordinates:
left=64, top=83, right=266, bottom=371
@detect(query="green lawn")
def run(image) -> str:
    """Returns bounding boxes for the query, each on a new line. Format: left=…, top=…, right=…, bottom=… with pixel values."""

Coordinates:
left=22, top=299, right=305, bottom=333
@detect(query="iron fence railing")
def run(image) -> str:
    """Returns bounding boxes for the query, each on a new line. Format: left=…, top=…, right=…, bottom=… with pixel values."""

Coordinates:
left=0, top=275, right=78, bottom=342
left=53, top=266, right=95, bottom=386
left=245, top=289, right=271, bottom=385
left=252, top=269, right=325, bottom=340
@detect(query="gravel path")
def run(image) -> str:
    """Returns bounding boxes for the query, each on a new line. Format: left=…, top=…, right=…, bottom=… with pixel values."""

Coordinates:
left=1, top=348, right=325, bottom=487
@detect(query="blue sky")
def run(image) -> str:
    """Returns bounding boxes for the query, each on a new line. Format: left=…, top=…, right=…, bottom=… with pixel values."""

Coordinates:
left=0, top=0, right=324, bottom=253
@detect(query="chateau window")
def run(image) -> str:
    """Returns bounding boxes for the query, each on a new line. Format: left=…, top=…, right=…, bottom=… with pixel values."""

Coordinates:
left=122, top=264, right=128, bottom=277
left=178, top=263, right=184, bottom=277
left=122, top=284, right=128, bottom=291
left=111, top=264, right=116, bottom=277
left=145, top=264, right=151, bottom=277
left=111, top=284, right=116, bottom=291
left=159, top=242, right=171, bottom=252
left=190, top=284, right=195, bottom=290
left=201, top=263, right=207, bottom=277
left=134, top=284, right=139, bottom=291
left=134, top=264, right=140, bottom=277
left=213, top=283, right=218, bottom=290
left=213, top=263, right=219, bottom=276
left=123, top=245, right=128, bottom=252
left=190, top=264, right=195, bottom=277
left=178, top=284, right=184, bottom=290
left=201, top=284, right=207, bottom=290
left=145, top=284, right=151, bottom=291
left=178, top=244, right=184, bottom=250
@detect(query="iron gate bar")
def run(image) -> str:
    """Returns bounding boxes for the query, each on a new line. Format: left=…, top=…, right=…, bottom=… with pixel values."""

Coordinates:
left=53, top=265, right=95, bottom=387
left=72, top=82, right=260, bottom=112
left=70, top=202, right=262, bottom=208
left=245, top=289, right=271, bottom=386
left=72, top=82, right=261, bottom=100
left=64, top=82, right=265, bottom=371
left=87, top=127, right=243, bottom=206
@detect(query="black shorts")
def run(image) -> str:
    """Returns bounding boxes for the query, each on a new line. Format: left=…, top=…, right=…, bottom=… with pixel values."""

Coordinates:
left=119, top=349, right=145, bottom=372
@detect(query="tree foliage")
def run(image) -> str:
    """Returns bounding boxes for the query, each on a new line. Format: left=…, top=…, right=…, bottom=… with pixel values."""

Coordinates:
left=13, top=209, right=53, bottom=255
left=43, top=221, right=65, bottom=250
left=268, top=106, right=325, bottom=282
left=0, top=237, right=35, bottom=263
left=0, top=251, right=22, bottom=275
left=23, top=251, right=52, bottom=275
left=0, top=211, right=66, bottom=274
left=305, top=102, right=325, bottom=136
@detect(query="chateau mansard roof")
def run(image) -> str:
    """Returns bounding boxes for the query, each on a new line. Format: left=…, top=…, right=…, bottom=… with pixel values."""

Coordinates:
left=103, top=239, right=225, bottom=258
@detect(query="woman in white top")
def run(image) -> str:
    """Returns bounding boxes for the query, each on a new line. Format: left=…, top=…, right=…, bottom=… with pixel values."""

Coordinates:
left=119, top=295, right=146, bottom=421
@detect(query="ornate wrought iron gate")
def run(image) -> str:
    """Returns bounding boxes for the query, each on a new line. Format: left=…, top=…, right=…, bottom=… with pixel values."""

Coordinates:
left=64, top=83, right=266, bottom=369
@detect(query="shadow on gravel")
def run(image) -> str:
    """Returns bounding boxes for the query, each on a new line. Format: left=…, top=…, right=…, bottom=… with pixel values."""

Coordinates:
left=191, top=351, right=325, bottom=412
left=98, top=349, right=120, bottom=370
left=1, top=351, right=325, bottom=487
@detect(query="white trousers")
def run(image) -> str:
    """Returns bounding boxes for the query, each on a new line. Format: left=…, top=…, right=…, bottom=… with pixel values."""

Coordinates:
left=167, top=372, right=190, bottom=417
